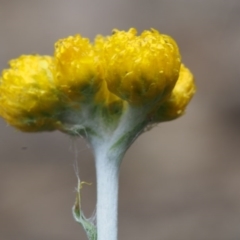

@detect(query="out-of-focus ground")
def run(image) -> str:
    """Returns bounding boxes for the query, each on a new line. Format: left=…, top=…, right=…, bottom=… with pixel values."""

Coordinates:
left=0, top=1, right=240, bottom=239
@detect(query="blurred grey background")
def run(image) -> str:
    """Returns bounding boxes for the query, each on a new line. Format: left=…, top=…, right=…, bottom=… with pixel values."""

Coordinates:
left=0, top=1, right=240, bottom=240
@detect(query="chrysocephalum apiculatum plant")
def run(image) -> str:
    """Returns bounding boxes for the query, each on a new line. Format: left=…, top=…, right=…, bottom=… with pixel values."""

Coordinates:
left=0, top=28, right=195, bottom=240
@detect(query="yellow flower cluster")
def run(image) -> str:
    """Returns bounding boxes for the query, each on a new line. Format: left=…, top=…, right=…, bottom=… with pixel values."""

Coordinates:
left=0, top=28, right=195, bottom=132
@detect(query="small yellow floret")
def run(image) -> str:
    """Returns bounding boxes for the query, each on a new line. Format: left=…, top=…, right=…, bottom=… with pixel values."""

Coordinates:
left=102, top=28, right=181, bottom=105
left=0, top=55, right=61, bottom=131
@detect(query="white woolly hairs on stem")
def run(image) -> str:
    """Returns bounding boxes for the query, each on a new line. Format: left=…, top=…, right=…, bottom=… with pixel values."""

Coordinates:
left=94, top=146, right=121, bottom=240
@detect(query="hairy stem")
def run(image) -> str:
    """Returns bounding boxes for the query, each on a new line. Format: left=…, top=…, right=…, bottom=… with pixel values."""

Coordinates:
left=94, top=147, right=122, bottom=240
left=90, top=106, right=148, bottom=240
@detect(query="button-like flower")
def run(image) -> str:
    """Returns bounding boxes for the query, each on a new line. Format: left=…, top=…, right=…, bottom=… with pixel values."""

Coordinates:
left=103, top=28, right=181, bottom=105
left=0, top=28, right=195, bottom=240
left=0, top=55, right=62, bottom=131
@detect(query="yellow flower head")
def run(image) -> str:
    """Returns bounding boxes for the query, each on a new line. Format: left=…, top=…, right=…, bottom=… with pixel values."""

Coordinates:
left=54, top=35, right=102, bottom=102
left=150, top=64, right=196, bottom=122
left=0, top=55, right=62, bottom=131
left=0, top=28, right=195, bottom=133
left=102, top=28, right=181, bottom=105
